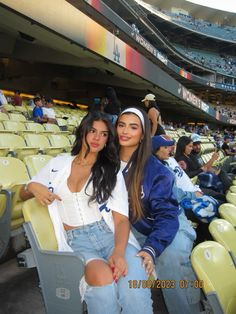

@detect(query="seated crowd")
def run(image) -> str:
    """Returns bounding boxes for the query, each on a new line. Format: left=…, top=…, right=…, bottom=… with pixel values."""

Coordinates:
left=1, top=89, right=236, bottom=314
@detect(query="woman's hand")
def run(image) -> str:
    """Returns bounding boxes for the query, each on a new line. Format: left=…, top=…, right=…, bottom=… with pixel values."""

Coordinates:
left=195, top=191, right=203, bottom=198
left=28, top=182, right=61, bottom=206
left=108, top=249, right=128, bottom=282
left=136, top=251, right=154, bottom=276
left=178, top=160, right=187, bottom=170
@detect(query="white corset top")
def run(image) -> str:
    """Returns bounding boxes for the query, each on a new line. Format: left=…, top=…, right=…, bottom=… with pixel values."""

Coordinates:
left=56, top=177, right=102, bottom=226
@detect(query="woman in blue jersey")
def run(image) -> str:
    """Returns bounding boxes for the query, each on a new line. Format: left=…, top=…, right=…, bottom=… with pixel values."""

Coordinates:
left=20, top=111, right=153, bottom=314
left=116, top=108, right=201, bottom=314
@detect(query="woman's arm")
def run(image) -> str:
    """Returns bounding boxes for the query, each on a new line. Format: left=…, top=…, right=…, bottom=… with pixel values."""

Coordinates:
left=20, top=182, right=61, bottom=206
left=108, top=211, right=129, bottom=281
left=148, top=108, right=158, bottom=136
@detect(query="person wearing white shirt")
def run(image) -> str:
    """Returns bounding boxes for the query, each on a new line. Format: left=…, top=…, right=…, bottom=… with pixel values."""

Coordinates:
left=20, top=111, right=153, bottom=314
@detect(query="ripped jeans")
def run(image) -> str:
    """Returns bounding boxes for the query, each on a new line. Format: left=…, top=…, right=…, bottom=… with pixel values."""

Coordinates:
left=66, top=219, right=153, bottom=314
left=132, top=211, right=202, bottom=314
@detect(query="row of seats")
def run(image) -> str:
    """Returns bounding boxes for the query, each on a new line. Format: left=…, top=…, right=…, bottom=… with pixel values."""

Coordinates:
left=0, top=112, right=80, bottom=133
left=190, top=178, right=236, bottom=314
left=1, top=102, right=86, bottom=121
left=0, top=133, right=75, bottom=159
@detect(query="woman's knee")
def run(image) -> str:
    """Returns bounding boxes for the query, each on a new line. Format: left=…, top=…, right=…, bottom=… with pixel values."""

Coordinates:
left=85, top=260, right=113, bottom=286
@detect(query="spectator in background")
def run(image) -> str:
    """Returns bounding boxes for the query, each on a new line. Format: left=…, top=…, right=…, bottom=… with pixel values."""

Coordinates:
left=12, top=90, right=22, bottom=106
left=103, top=86, right=121, bottom=124
left=42, top=98, right=57, bottom=124
left=175, top=136, right=227, bottom=204
left=141, top=93, right=165, bottom=136
left=221, top=135, right=236, bottom=157
left=32, top=97, right=48, bottom=124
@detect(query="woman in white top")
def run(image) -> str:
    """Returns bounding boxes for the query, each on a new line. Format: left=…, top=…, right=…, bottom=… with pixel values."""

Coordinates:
left=20, top=111, right=153, bottom=314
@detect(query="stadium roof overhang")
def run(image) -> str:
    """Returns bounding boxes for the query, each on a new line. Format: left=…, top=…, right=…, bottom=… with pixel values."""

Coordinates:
left=0, top=2, right=230, bottom=125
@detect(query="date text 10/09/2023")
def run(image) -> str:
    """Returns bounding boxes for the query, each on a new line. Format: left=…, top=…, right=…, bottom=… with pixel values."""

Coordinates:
left=128, top=280, right=204, bottom=289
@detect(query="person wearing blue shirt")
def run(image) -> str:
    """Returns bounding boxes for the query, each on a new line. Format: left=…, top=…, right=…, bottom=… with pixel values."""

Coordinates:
left=32, top=97, right=48, bottom=123
left=116, top=108, right=201, bottom=314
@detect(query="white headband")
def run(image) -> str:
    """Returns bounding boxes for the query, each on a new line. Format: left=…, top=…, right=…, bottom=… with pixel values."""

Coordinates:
left=120, top=108, right=145, bottom=128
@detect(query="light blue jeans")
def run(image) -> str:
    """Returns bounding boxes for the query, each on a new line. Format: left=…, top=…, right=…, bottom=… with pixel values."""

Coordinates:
left=132, top=211, right=201, bottom=314
left=66, top=219, right=153, bottom=314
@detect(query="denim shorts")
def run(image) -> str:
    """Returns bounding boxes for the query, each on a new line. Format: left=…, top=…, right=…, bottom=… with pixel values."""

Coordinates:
left=66, top=219, right=115, bottom=265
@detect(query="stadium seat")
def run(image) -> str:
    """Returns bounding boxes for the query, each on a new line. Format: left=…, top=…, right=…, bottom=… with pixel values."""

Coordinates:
left=47, top=134, right=71, bottom=152
left=8, top=113, right=27, bottom=122
left=191, top=241, right=236, bottom=314
left=24, top=122, right=45, bottom=133
left=0, top=157, right=30, bottom=259
left=209, top=219, right=236, bottom=266
left=226, top=191, right=236, bottom=206
left=0, top=112, right=9, bottom=121
left=24, top=155, right=53, bottom=178
left=3, top=121, right=27, bottom=133
left=0, top=133, right=39, bottom=159
left=22, top=198, right=85, bottom=314
left=219, top=203, right=236, bottom=227
left=2, top=104, right=15, bottom=112
left=68, top=134, right=76, bottom=145
left=43, top=123, right=62, bottom=133
left=23, top=133, right=64, bottom=156
left=230, top=186, right=236, bottom=193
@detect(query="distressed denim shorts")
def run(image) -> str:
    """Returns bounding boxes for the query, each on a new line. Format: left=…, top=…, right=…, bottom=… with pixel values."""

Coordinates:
left=66, top=219, right=115, bottom=265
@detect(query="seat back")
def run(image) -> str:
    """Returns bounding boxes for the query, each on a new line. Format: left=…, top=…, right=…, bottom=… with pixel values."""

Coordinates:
left=0, top=157, right=29, bottom=188
left=226, top=191, right=236, bottom=206
left=191, top=241, right=236, bottom=314
left=22, top=198, right=58, bottom=251
left=48, top=134, right=71, bottom=148
left=25, top=122, right=45, bottom=133
left=3, top=121, right=27, bottom=132
left=0, top=133, right=26, bottom=150
left=24, top=155, right=52, bottom=178
left=8, top=113, right=27, bottom=122
left=219, top=203, right=236, bottom=226
left=0, top=112, right=9, bottom=121
left=209, top=219, right=236, bottom=265
left=23, top=133, right=50, bottom=149
left=43, top=123, right=61, bottom=133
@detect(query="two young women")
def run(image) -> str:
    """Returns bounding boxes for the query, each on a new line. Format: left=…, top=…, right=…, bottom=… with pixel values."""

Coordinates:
left=20, top=111, right=153, bottom=314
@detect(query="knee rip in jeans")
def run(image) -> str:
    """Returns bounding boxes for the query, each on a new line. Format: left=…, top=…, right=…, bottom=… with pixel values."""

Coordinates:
left=79, top=276, right=116, bottom=302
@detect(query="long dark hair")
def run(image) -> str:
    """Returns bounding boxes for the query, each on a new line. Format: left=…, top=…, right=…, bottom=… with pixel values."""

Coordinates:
left=71, top=111, right=120, bottom=204
left=175, top=136, right=192, bottom=159
left=117, top=108, right=151, bottom=222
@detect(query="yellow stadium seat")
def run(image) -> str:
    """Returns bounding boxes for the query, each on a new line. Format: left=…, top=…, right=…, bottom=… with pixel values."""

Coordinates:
left=43, top=123, right=61, bottom=133
left=0, top=157, right=30, bottom=259
left=8, top=113, right=27, bottom=122
left=47, top=134, right=71, bottom=152
left=209, top=219, right=236, bottom=266
left=68, top=134, right=76, bottom=145
left=226, top=191, right=236, bottom=206
left=23, top=133, right=64, bottom=156
left=230, top=186, right=236, bottom=193
left=24, top=155, right=53, bottom=178
left=24, top=122, right=45, bottom=133
left=3, top=121, right=27, bottom=133
left=0, top=133, right=39, bottom=159
left=219, top=203, right=236, bottom=226
left=2, top=104, right=15, bottom=112
left=22, top=198, right=84, bottom=313
left=0, top=112, right=9, bottom=121
left=191, top=241, right=236, bottom=314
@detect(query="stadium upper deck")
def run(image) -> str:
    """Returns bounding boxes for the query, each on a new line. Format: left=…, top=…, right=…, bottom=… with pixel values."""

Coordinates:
left=0, top=0, right=234, bottom=126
